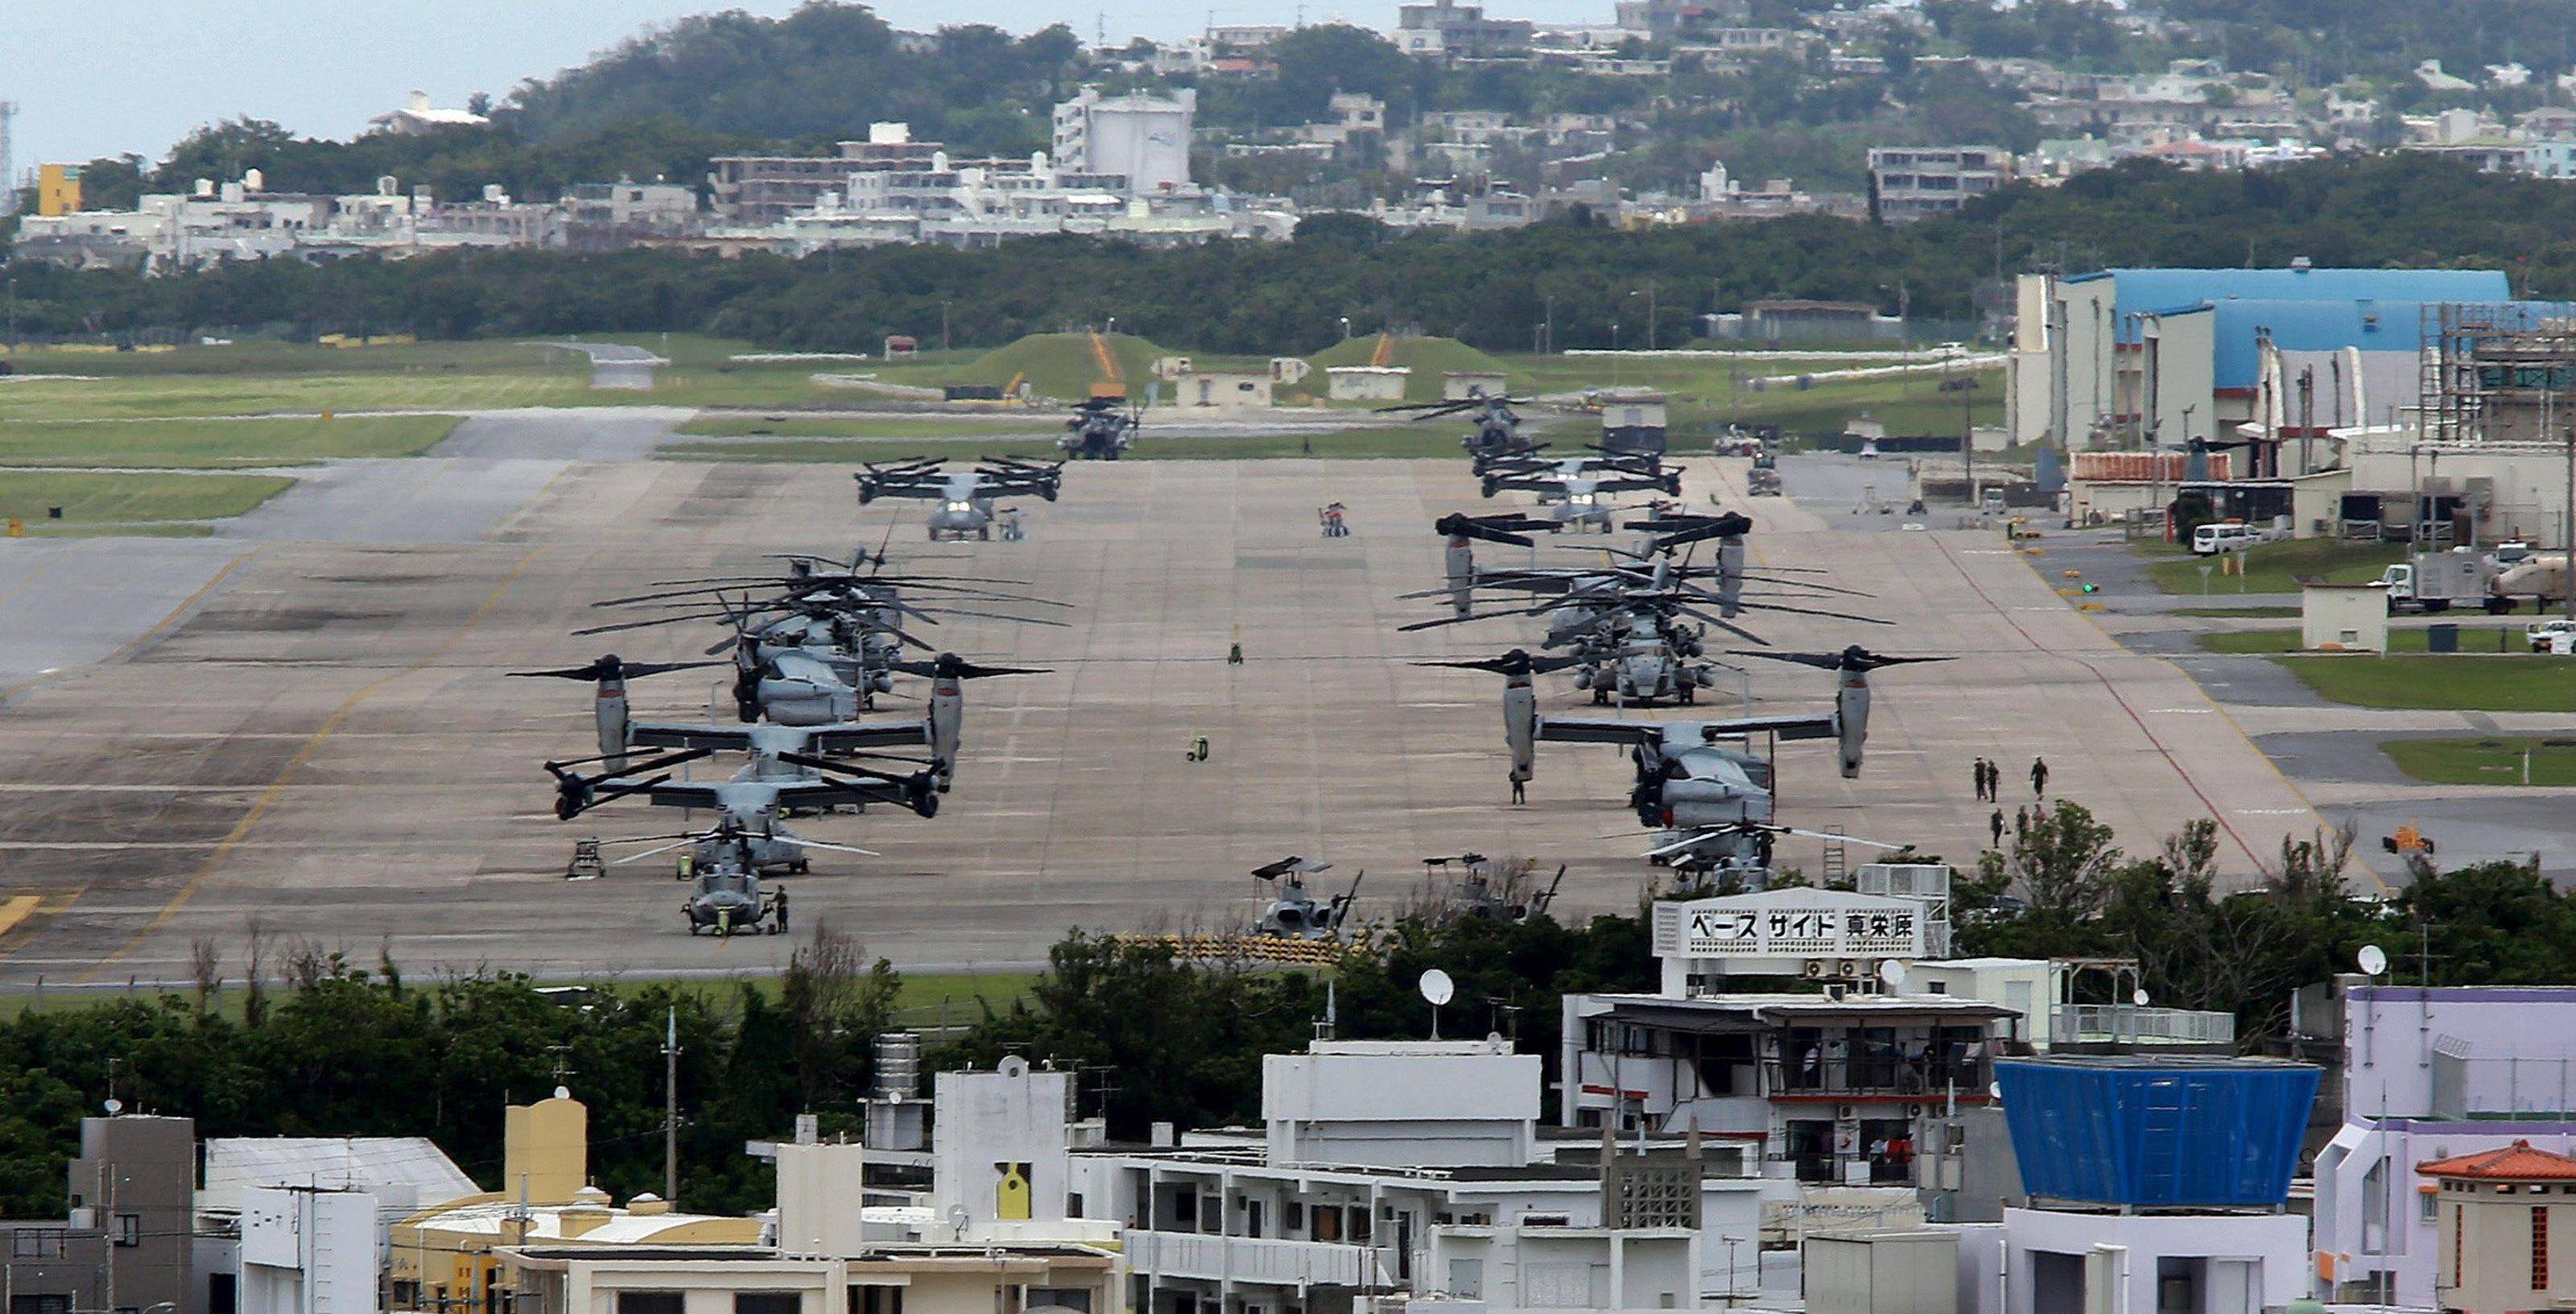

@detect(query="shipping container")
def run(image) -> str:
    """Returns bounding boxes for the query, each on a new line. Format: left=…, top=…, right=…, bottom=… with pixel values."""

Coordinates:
left=2070, top=452, right=2231, bottom=483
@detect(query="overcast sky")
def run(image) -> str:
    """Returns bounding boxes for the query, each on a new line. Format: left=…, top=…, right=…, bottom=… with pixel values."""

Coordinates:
left=3, top=0, right=1611, bottom=174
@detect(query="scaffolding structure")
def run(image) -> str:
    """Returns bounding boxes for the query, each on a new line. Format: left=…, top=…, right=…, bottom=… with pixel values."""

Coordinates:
left=2421, top=301, right=2576, bottom=446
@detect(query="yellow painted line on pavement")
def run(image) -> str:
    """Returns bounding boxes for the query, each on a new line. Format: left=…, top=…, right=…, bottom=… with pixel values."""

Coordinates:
left=0, top=895, right=41, bottom=938
left=74, top=545, right=548, bottom=979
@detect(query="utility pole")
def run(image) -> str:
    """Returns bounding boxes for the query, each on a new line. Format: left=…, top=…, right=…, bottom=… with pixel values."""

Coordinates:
left=1645, top=279, right=1657, bottom=351
left=940, top=300, right=952, bottom=355
left=663, top=1007, right=680, bottom=1204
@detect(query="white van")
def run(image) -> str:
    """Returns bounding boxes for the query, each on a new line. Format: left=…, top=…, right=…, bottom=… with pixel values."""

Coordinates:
left=2193, top=523, right=2261, bottom=556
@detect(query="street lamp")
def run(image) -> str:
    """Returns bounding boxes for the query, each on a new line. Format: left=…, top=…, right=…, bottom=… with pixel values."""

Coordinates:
left=1339, top=315, right=1351, bottom=340
left=1105, top=316, right=1116, bottom=337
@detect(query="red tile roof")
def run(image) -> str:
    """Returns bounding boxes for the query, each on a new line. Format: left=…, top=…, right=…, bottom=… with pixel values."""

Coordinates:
left=2417, top=1139, right=2576, bottom=1181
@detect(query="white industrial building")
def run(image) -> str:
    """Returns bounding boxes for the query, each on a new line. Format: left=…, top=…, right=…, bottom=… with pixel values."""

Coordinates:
left=1053, top=87, right=1196, bottom=196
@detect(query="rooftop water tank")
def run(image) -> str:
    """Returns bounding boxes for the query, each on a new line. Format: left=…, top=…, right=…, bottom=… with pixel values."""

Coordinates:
left=1996, top=1056, right=2318, bottom=1209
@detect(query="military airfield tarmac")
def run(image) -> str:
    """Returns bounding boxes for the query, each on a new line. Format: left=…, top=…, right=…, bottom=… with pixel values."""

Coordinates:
left=0, top=412, right=2329, bottom=989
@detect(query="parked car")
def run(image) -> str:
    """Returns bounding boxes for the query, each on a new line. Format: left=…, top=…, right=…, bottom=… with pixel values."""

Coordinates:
left=2528, top=618, right=2576, bottom=653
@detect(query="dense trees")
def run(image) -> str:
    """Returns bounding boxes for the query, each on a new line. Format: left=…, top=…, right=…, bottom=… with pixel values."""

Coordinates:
left=504, top=6, right=1081, bottom=156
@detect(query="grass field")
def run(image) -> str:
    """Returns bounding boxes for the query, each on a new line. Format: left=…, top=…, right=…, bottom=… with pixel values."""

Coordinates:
left=0, top=470, right=295, bottom=525
left=2198, top=626, right=2531, bottom=655
left=2269, top=654, right=2576, bottom=711
left=2145, top=538, right=2405, bottom=594
left=663, top=426, right=1476, bottom=463
left=0, top=415, right=460, bottom=467
left=0, top=333, right=2009, bottom=450
left=2381, top=737, right=2576, bottom=786
left=679, top=414, right=1065, bottom=439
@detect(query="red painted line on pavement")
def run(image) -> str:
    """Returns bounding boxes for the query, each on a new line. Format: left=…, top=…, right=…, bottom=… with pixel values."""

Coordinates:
left=1926, top=535, right=2268, bottom=872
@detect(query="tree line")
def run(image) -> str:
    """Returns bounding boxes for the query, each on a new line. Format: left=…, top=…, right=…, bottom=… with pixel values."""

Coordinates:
left=8, top=155, right=2576, bottom=355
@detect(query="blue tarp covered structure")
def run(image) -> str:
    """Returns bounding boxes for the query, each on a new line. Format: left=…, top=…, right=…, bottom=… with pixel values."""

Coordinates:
left=1996, top=1056, right=2319, bottom=1209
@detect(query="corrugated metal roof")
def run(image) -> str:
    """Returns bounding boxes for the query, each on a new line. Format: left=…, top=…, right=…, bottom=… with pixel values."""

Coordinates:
left=2202, top=298, right=2439, bottom=389
left=204, top=1137, right=478, bottom=1202
left=2106, top=267, right=2511, bottom=338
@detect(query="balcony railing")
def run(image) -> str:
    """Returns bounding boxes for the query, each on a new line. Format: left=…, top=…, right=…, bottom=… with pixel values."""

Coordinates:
left=2051, top=1004, right=2235, bottom=1047
left=1125, top=1229, right=1397, bottom=1289
left=1774, top=1057, right=1991, bottom=1097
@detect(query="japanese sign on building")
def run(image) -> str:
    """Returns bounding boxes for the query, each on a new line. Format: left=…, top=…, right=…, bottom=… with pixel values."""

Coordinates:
left=1652, top=890, right=1929, bottom=961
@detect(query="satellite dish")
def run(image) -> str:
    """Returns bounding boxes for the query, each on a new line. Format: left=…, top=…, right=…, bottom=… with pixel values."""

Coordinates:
left=102, top=1098, right=122, bottom=1115
left=554, top=1085, right=571, bottom=1101
left=997, top=1055, right=1030, bottom=1079
left=1876, top=961, right=1907, bottom=988
left=2132, top=989, right=2151, bottom=1007
left=2358, top=944, right=2388, bottom=977
left=1988, top=1083, right=2003, bottom=1101
left=1418, top=969, right=1455, bottom=1007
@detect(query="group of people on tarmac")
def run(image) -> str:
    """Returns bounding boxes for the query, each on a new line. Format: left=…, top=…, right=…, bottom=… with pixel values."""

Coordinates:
left=1974, top=755, right=2050, bottom=850
left=1318, top=502, right=1351, bottom=537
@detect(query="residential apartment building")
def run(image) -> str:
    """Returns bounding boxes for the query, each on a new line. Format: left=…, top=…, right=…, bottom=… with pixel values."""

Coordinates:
left=1395, top=0, right=1535, bottom=57
left=708, top=124, right=946, bottom=222
left=1868, top=146, right=2009, bottom=221
left=1052, top=88, right=1195, bottom=196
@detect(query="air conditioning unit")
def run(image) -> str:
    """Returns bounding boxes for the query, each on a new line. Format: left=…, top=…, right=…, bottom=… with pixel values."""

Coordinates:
left=1836, top=1105, right=1856, bottom=1120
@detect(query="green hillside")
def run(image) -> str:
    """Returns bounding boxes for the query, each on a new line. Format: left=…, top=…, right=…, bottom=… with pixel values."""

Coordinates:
left=956, top=333, right=1166, bottom=402
left=1304, top=335, right=1519, bottom=403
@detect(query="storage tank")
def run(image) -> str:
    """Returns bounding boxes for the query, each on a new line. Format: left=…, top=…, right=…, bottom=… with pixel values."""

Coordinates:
left=1994, top=1056, right=2318, bottom=1209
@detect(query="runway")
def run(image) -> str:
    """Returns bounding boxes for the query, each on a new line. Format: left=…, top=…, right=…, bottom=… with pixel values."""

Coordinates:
left=0, top=428, right=2327, bottom=989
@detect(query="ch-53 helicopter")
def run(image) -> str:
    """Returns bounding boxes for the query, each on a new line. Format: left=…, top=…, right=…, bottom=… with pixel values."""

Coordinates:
left=1477, top=452, right=1683, bottom=532
left=1408, top=514, right=1883, bottom=704
left=1377, top=389, right=1542, bottom=462
left=1416, top=645, right=1942, bottom=876
left=1060, top=396, right=1141, bottom=460
left=1247, top=856, right=1365, bottom=940
left=856, top=457, right=1064, bottom=540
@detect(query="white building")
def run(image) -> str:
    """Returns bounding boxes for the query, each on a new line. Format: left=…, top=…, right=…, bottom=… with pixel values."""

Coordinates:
left=1325, top=366, right=1410, bottom=402
left=1068, top=1038, right=1764, bottom=1309
left=368, top=90, right=489, bottom=136
left=239, top=1187, right=380, bottom=1314
left=1054, top=87, right=1196, bottom=196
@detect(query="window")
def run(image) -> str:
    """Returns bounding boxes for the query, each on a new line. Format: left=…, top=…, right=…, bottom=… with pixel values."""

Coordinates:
left=848, top=1287, right=902, bottom=1314
left=2421, top=1191, right=2438, bottom=1222
left=618, top=1294, right=685, bottom=1314
left=11, top=1229, right=66, bottom=1258
left=1284, top=1202, right=1305, bottom=1233
left=12, top=1295, right=72, bottom=1314
left=113, top=1214, right=141, bottom=1247
left=1022, top=1290, right=1092, bottom=1313
left=735, top=1294, right=799, bottom=1314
